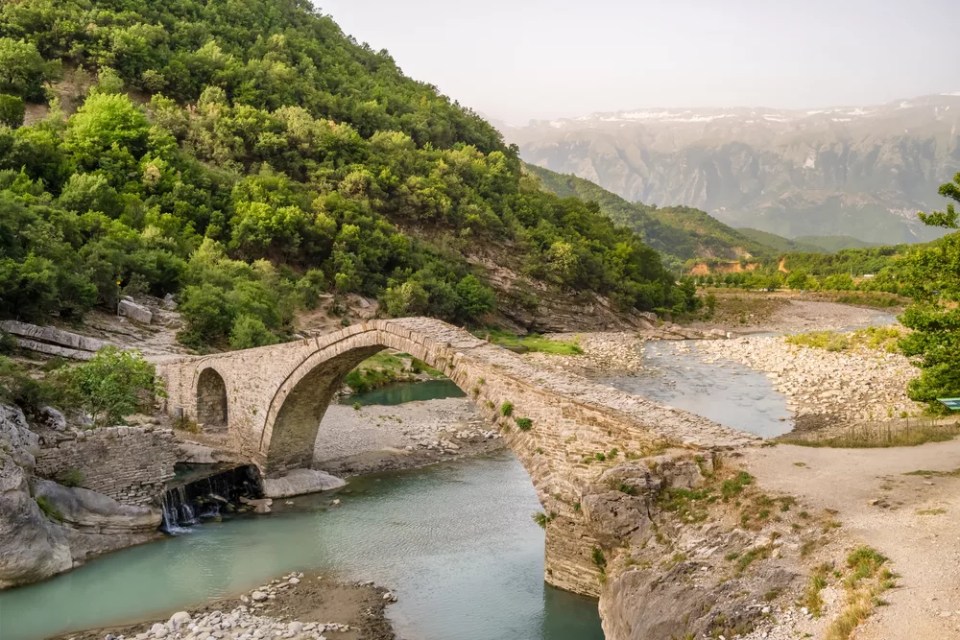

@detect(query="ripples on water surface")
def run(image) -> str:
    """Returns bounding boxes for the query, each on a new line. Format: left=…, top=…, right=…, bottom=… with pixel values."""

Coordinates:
left=0, top=452, right=603, bottom=640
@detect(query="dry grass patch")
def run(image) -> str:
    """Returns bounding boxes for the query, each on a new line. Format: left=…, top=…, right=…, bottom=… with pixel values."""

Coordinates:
left=825, top=546, right=896, bottom=640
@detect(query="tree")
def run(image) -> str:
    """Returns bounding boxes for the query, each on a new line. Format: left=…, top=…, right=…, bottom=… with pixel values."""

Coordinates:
left=898, top=173, right=960, bottom=412
left=229, top=314, right=279, bottom=349
left=57, top=347, right=159, bottom=426
left=0, top=38, right=54, bottom=102
left=0, top=94, right=25, bottom=128
left=64, top=93, right=151, bottom=172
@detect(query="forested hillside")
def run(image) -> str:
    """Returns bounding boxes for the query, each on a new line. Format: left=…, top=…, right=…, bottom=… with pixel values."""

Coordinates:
left=0, top=0, right=692, bottom=349
left=526, top=164, right=783, bottom=268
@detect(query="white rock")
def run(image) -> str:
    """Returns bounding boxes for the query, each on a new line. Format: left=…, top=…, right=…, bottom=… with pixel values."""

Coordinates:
left=251, top=590, right=268, bottom=602
left=169, top=611, right=192, bottom=629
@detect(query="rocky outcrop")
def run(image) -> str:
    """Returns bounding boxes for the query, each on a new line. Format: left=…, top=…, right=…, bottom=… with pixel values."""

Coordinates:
left=262, top=469, right=346, bottom=498
left=579, top=452, right=819, bottom=640
left=0, top=404, right=163, bottom=588
left=32, top=479, right=161, bottom=533
left=0, top=320, right=109, bottom=360
left=0, top=404, right=73, bottom=588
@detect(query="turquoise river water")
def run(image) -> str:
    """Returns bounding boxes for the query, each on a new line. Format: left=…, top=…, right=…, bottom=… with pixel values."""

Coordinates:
left=0, top=453, right=603, bottom=640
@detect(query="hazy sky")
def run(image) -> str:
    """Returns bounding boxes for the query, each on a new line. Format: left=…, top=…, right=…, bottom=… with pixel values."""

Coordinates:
left=317, top=0, right=960, bottom=124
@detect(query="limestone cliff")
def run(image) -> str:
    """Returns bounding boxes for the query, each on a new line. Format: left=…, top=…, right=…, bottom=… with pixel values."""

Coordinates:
left=0, top=404, right=162, bottom=589
left=580, top=452, right=818, bottom=639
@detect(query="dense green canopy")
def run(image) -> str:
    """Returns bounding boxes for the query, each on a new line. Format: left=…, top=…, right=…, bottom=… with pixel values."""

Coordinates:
left=0, top=0, right=691, bottom=349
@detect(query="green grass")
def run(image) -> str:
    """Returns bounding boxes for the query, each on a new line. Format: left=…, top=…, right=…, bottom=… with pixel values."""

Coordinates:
left=499, top=401, right=514, bottom=417
left=785, top=326, right=904, bottom=354
left=35, top=496, right=63, bottom=521
left=515, top=417, right=533, bottom=431
left=481, top=330, right=583, bottom=355
left=721, top=471, right=755, bottom=499
left=825, top=546, right=896, bottom=640
left=904, top=467, right=960, bottom=477
left=804, top=562, right=833, bottom=617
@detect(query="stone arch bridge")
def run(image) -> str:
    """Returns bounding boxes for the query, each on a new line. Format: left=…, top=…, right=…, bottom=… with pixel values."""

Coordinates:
left=157, top=318, right=754, bottom=595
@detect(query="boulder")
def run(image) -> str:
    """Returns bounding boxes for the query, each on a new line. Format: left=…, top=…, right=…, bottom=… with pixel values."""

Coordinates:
left=38, top=406, right=67, bottom=431
left=0, top=454, right=73, bottom=588
left=31, top=479, right=161, bottom=533
left=118, top=299, right=153, bottom=324
left=262, top=469, right=346, bottom=498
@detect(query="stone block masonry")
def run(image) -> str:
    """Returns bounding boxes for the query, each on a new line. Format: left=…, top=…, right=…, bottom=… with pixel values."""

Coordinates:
left=35, top=426, right=177, bottom=506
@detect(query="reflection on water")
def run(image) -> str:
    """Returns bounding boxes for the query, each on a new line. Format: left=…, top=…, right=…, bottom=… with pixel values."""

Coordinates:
left=0, top=453, right=603, bottom=640
left=340, top=378, right=465, bottom=406
left=604, top=341, right=793, bottom=438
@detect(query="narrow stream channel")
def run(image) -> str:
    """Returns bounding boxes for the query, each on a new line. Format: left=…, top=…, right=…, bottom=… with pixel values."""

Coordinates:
left=603, top=340, right=794, bottom=438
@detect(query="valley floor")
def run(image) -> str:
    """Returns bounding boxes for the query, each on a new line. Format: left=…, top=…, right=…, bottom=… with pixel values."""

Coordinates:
left=744, top=441, right=960, bottom=640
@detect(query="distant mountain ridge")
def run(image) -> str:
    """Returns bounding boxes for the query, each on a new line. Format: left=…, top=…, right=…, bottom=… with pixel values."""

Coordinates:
left=506, top=94, right=960, bottom=245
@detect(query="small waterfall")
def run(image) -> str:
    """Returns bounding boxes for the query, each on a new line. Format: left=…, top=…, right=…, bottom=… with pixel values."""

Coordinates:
left=160, top=464, right=263, bottom=533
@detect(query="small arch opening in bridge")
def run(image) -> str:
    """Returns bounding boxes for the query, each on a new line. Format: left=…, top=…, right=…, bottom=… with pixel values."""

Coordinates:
left=196, top=367, right=228, bottom=430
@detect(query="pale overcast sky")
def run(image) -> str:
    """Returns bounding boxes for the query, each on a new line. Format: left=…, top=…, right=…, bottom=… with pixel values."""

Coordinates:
left=316, top=0, right=960, bottom=124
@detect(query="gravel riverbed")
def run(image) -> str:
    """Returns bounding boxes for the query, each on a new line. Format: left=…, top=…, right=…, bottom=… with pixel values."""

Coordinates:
left=693, top=335, right=926, bottom=432
left=58, top=573, right=394, bottom=640
left=313, top=398, right=502, bottom=476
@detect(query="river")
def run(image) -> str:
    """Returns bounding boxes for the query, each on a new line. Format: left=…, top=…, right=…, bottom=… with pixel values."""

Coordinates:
left=0, top=452, right=603, bottom=640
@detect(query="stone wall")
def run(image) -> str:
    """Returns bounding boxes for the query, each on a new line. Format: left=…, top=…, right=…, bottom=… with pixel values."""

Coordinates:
left=35, top=426, right=177, bottom=506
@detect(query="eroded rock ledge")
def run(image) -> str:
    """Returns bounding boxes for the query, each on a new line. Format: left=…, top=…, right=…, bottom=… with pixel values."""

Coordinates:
left=0, top=404, right=162, bottom=589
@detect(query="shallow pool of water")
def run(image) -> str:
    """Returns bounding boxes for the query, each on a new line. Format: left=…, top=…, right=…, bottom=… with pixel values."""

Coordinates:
left=0, top=452, right=603, bottom=640
left=604, top=341, right=793, bottom=438
left=340, top=379, right=465, bottom=406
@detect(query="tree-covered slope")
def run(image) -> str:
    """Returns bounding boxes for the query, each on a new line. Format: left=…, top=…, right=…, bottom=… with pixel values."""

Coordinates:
left=0, top=0, right=694, bottom=349
left=525, top=163, right=785, bottom=266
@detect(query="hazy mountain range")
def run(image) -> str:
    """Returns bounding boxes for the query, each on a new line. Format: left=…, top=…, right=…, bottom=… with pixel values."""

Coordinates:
left=504, top=94, right=960, bottom=245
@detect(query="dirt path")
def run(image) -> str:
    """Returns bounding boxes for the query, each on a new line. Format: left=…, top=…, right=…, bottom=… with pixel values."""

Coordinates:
left=742, top=440, right=960, bottom=639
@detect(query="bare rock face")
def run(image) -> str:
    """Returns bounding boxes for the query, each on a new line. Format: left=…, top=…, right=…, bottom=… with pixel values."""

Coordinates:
left=581, top=455, right=710, bottom=547
left=600, top=562, right=795, bottom=640
left=32, top=479, right=161, bottom=533
left=0, top=405, right=73, bottom=588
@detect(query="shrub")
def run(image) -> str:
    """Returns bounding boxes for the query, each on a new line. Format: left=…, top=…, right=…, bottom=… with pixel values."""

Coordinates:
left=499, top=401, right=514, bottom=417
left=0, top=94, right=24, bottom=128
left=591, top=547, right=607, bottom=572
left=515, top=417, right=533, bottom=431
left=56, top=347, right=159, bottom=427
left=57, top=468, right=84, bottom=488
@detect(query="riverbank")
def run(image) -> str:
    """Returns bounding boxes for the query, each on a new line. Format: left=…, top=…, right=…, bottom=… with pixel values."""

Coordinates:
left=313, top=398, right=502, bottom=477
left=693, top=335, right=935, bottom=436
left=53, top=572, right=395, bottom=640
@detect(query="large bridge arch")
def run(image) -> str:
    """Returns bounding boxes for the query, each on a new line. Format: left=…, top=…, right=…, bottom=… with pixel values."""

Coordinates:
left=156, top=317, right=756, bottom=596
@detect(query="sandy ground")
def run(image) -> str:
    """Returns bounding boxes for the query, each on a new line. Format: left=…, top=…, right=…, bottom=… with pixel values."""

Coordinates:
left=689, top=294, right=900, bottom=335
left=313, top=399, right=502, bottom=476
left=55, top=571, right=394, bottom=640
left=743, top=440, right=960, bottom=640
